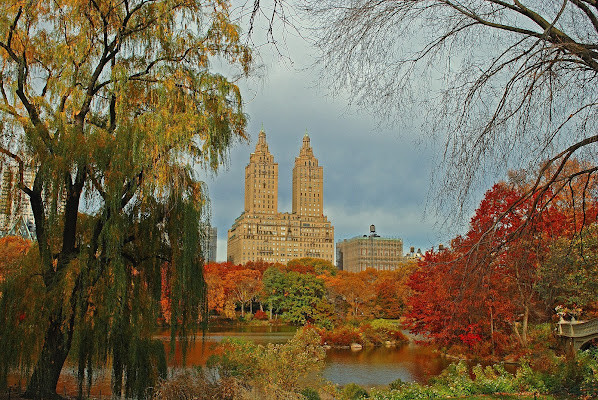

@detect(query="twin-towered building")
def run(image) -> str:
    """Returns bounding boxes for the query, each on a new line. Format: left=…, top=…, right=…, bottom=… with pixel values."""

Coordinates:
left=227, top=130, right=335, bottom=264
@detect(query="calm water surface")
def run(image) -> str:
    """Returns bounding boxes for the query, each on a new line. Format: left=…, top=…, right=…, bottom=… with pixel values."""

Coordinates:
left=324, top=344, right=449, bottom=386
left=157, top=325, right=450, bottom=387
left=13, top=325, right=450, bottom=397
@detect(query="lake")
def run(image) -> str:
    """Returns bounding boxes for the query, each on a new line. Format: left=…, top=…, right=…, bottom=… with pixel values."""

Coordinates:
left=156, top=325, right=450, bottom=387
left=11, top=324, right=451, bottom=397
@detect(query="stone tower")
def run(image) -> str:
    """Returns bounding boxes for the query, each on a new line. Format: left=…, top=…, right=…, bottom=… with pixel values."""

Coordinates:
left=292, top=132, right=323, bottom=217
left=244, top=129, right=278, bottom=215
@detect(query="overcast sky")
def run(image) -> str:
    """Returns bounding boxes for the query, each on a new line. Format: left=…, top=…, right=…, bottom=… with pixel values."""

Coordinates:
left=202, top=9, right=450, bottom=262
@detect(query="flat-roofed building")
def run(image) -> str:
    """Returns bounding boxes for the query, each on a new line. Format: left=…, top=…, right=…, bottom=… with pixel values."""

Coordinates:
left=337, top=225, right=404, bottom=273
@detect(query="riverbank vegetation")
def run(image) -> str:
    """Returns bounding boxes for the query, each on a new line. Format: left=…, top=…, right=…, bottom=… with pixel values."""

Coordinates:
left=370, top=350, right=598, bottom=399
left=150, top=327, right=327, bottom=400
left=161, top=257, right=416, bottom=347
left=318, top=319, right=408, bottom=348
left=197, top=257, right=416, bottom=326
left=147, top=327, right=598, bottom=400
left=166, top=165, right=598, bottom=361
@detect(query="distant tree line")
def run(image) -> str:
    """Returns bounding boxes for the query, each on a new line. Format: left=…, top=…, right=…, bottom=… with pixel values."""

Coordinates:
left=160, top=257, right=417, bottom=329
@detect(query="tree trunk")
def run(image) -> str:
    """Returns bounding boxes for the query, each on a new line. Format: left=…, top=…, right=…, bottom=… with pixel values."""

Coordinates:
left=489, top=307, right=495, bottom=357
left=512, top=321, right=523, bottom=347
left=23, top=170, right=83, bottom=399
left=521, top=306, right=529, bottom=346
left=24, top=310, right=72, bottom=399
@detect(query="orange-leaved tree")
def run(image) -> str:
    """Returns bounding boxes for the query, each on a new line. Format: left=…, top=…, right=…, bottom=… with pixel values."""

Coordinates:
left=226, top=268, right=263, bottom=316
left=325, top=270, right=377, bottom=320
left=0, top=235, right=31, bottom=284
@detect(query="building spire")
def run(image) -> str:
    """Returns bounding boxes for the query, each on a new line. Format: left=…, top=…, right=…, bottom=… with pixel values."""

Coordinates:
left=300, top=130, right=313, bottom=157
left=255, top=127, right=269, bottom=154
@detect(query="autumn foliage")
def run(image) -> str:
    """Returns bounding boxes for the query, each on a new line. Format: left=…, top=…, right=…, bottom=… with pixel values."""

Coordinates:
left=0, top=0, right=256, bottom=396
left=162, top=257, right=417, bottom=328
left=0, top=236, right=31, bottom=283
left=405, top=168, right=598, bottom=357
left=159, top=165, right=598, bottom=362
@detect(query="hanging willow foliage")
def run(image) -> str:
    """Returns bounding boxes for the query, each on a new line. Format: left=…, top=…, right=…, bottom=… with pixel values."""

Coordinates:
left=0, top=0, right=251, bottom=398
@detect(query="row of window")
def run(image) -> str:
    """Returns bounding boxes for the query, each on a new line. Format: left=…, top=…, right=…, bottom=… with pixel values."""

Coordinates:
left=358, top=250, right=401, bottom=256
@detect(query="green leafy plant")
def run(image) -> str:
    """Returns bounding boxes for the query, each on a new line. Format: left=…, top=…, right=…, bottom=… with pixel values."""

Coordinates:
left=301, top=387, right=322, bottom=400
left=341, top=383, right=369, bottom=399
left=208, top=327, right=326, bottom=399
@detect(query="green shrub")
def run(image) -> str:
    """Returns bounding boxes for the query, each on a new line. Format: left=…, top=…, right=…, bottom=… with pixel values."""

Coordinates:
left=429, top=361, right=473, bottom=396
left=206, top=338, right=259, bottom=379
left=387, top=378, right=405, bottom=391
left=207, top=327, right=326, bottom=398
left=301, top=387, right=321, bottom=400
left=341, top=383, right=369, bottom=399
left=580, top=348, right=598, bottom=397
left=369, top=319, right=400, bottom=331
left=528, top=323, right=555, bottom=346
left=371, top=383, right=449, bottom=400
left=542, top=349, right=598, bottom=396
left=374, top=353, right=598, bottom=399
left=365, top=320, right=409, bottom=345
left=470, top=363, right=516, bottom=394
left=514, top=360, right=547, bottom=393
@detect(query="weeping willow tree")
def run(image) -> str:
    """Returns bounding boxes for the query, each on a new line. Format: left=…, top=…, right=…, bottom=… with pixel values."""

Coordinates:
left=0, top=0, right=252, bottom=398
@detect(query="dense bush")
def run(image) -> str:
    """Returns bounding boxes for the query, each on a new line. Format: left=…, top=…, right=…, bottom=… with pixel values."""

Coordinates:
left=372, top=382, right=449, bottom=400
left=387, top=378, right=405, bottom=391
left=371, top=350, right=598, bottom=399
left=253, top=310, right=268, bottom=320
left=301, top=387, right=321, bottom=400
left=151, top=370, right=239, bottom=400
left=320, top=326, right=362, bottom=346
left=539, top=349, right=598, bottom=397
left=207, top=327, right=326, bottom=399
left=319, top=320, right=408, bottom=347
left=341, top=383, right=369, bottom=399
left=361, top=320, right=409, bottom=345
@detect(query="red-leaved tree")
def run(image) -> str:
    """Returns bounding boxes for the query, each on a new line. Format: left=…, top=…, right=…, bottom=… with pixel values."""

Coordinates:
left=406, top=182, right=568, bottom=355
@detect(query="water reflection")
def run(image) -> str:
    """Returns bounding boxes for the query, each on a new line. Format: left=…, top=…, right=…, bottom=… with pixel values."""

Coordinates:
left=156, top=326, right=450, bottom=387
left=324, top=343, right=450, bottom=387
left=154, top=325, right=297, bottom=366
left=12, top=325, right=451, bottom=397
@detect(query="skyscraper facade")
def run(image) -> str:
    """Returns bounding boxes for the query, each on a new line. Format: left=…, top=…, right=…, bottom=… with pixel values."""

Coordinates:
left=0, top=161, right=35, bottom=238
left=227, top=130, right=334, bottom=264
left=0, top=159, right=66, bottom=239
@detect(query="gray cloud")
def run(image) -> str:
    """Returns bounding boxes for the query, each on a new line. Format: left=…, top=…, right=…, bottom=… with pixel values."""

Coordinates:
left=202, top=29, right=448, bottom=262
